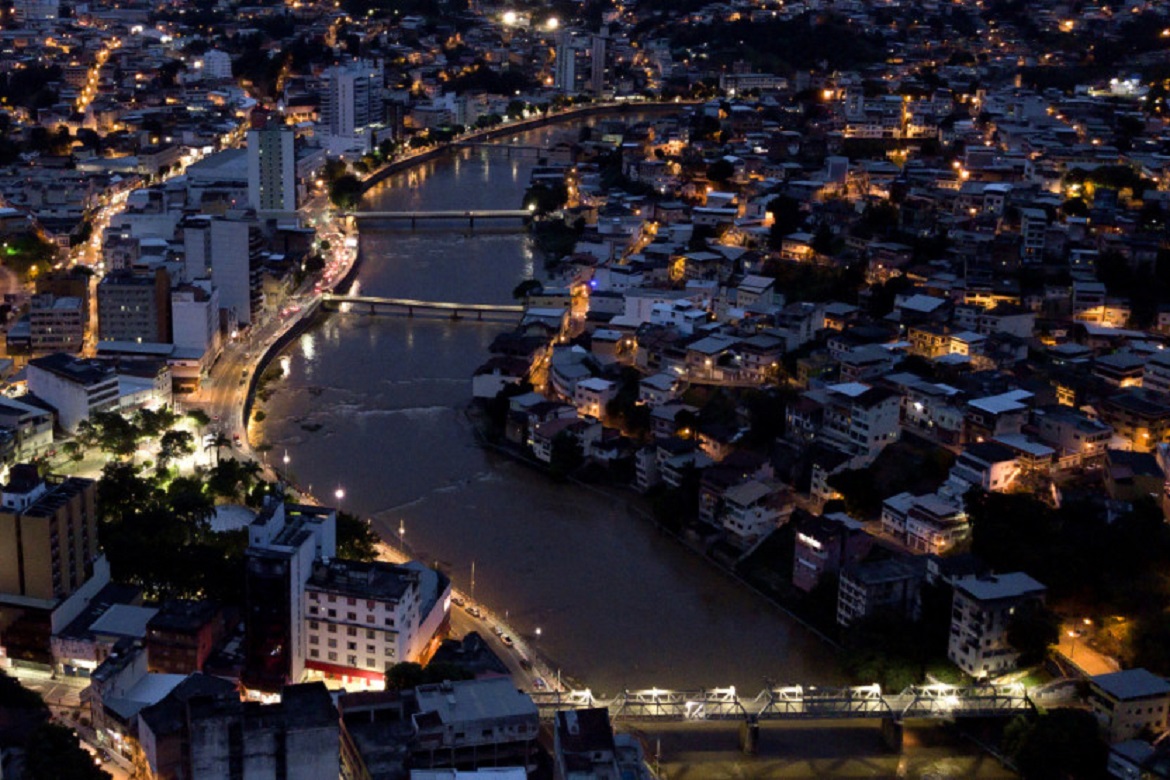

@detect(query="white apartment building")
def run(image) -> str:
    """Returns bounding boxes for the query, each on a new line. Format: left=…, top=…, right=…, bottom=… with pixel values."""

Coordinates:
left=720, top=480, right=789, bottom=547
left=304, top=558, right=450, bottom=688
left=320, top=62, right=385, bottom=155
left=881, top=491, right=969, bottom=554
left=574, top=377, right=616, bottom=420
left=947, top=573, right=1046, bottom=679
left=813, top=382, right=901, bottom=460
left=184, top=217, right=263, bottom=326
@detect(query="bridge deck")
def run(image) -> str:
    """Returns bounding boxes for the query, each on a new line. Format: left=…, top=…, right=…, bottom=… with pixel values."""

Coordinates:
left=323, top=293, right=523, bottom=314
left=528, top=684, right=1036, bottom=722
left=345, top=209, right=531, bottom=220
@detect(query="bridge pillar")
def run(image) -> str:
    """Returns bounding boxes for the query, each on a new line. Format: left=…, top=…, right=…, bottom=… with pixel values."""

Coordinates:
left=411, top=216, right=416, bottom=230
left=880, top=718, right=903, bottom=753
left=738, top=718, right=760, bottom=755
left=469, top=215, right=474, bottom=230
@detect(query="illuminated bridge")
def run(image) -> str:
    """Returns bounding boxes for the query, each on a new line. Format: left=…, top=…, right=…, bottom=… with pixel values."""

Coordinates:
left=528, top=683, right=1036, bottom=722
left=321, top=293, right=524, bottom=322
left=343, top=209, right=531, bottom=228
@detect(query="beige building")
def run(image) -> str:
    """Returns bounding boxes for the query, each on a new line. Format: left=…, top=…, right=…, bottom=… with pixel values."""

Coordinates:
left=0, top=464, right=98, bottom=602
left=1090, top=669, right=1170, bottom=743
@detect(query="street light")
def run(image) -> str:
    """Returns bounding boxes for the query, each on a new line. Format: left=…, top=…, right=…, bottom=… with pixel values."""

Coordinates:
left=398, top=519, right=405, bottom=553
left=282, top=449, right=290, bottom=466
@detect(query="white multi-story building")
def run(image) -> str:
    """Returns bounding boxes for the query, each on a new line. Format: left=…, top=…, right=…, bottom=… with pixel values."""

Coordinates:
left=247, top=127, right=297, bottom=218
left=947, top=573, right=1046, bottom=679
left=1143, top=352, right=1170, bottom=397
left=881, top=492, right=969, bottom=554
left=810, top=382, right=901, bottom=461
left=1089, top=669, right=1170, bottom=743
left=573, top=377, right=616, bottom=419
left=201, top=49, right=233, bottom=80
left=720, top=480, right=790, bottom=547
left=303, top=559, right=450, bottom=688
left=320, top=62, right=385, bottom=155
left=184, top=217, right=263, bottom=327
left=171, top=282, right=221, bottom=355
left=26, top=354, right=120, bottom=432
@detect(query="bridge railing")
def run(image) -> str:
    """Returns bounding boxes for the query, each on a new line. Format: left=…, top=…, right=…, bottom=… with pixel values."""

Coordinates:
left=530, top=683, right=1036, bottom=722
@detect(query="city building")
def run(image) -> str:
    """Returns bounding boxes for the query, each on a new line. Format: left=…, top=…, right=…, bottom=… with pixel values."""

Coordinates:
left=137, top=678, right=339, bottom=780
left=26, top=353, right=120, bottom=432
left=881, top=492, right=969, bottom=555
left=320, top=62, right=386, bottom=155
left=97, top=268, right=172, bottom=345
left=411, top=678, right=540, bottom=772
left=792, top=511, right=873, bottom=593
left=28, top=294, right=85, bottom=354
left=1089, top=669, right=1170, bottom=744
left=0, top=465, right=103, bottom=669
left=247, top=126, right=298, bottom=218
left=837, top=557, right=924, bottom=627
left=947, top=573, right=1047, bottom=679
left=243, top=499, right=337, bottom=693
left=304, top=558, right=450, bottom=689
left=797, top=382, right=901, bottom=461
left=145, top=599, right=226, bottom=674
left=0, top=465, right=98, bottom=603
left=553, top=707, right=649, bottom=780
left=183, top=216, right=265, bottom=327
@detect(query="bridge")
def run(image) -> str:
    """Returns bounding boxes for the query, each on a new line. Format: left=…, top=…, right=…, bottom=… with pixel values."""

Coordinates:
left=321, top=293, right=524, bottom=322
left=453, top=141, right=549, bottom=157
left=343, top=209, right=531, bottom=228
left=527, top=683, right=1035, bottom=723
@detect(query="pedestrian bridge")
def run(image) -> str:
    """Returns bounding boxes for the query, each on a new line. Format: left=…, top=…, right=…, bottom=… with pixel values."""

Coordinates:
left=321, top=293, right=524, bottom=322
left=528, top=683, right=1034, bottom=722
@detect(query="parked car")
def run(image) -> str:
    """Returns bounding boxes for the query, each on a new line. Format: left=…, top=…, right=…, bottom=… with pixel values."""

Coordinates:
left=501, top=635, right=514, bottom=648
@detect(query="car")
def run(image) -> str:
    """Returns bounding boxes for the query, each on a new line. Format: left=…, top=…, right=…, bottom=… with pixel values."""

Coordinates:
left=501, top=635, right=514, bottom=648
left=533, top=678, right=547, bottom=690
left=467, top=606, right=481, bottom=618
left=451, top=596, right=465, bottom=607
left=492, top=625, right=504, bottom=637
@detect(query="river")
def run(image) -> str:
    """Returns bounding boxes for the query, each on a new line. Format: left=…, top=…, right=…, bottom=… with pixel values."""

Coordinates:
left=257, top=120, right=839, bottom=695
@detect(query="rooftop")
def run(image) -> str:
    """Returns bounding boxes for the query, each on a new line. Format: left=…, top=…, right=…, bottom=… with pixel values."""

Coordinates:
left=1091, top=669, right=1170, bottom=701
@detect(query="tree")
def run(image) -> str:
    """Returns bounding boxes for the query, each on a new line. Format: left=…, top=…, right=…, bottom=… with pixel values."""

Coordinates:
left=337, top=511, right=379, bottom=561
left=97, top=461, right=156, bottom=524
left=385, top=661, right=426, bottom=691
left=136, top=406, right=177, bottom=438
left=206, top=432, right=232, bottom=467
left=89, top=411, right=140, bottom=458
left=24, top=722, right=112, bottom=780
left=766, top=196, right=803, bottom=248
left=522, top=182, right=568, bottom=215
left=329, top=174, right=364, bottom=210
left=1006, top=600, right=1060, bottom=667
left=706, top=158, right=735, bottom=186
left=512, top=279, right=542, bottom=300
left=1002, top=709, right=1106, bottom=780
left=548, top=431, right=584, bottom=481
left=187, top=409, right=211, bottom=429
left=158, top=430, right=195, bottom=468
